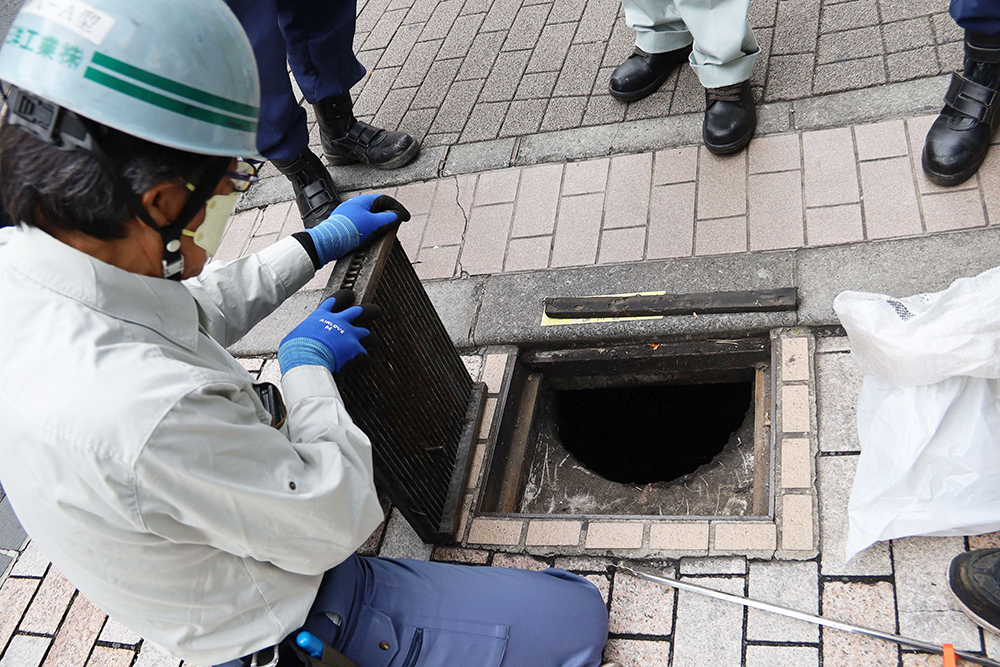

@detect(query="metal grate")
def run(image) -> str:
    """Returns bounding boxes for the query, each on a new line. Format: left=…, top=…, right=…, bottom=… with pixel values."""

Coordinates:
left=326, top=231, right=485, bottom=543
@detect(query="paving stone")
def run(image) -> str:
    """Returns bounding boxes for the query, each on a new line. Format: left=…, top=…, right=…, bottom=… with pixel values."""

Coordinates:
left=0, top=577, right=40, bottom=655
left=503, top=4, right=550, bottom=51
left=881, top=0, right=944, bottom=22
left=414, top=245, right=460, bottom=280
left=551, top=193, right=604, bottom=267
left=583, top=573, right=611, bottom=605
left=372, top=86, right=419, bottom=131
left=749, top=170, right=804, bottom=250
left=527, top=23, right=577, bottom=74
left=22, top=566, right=77, bottom=634
left=357, top=0, right=393, bottom=32
left=467, top=519, right=523, bottom=545
left=1, top=635, right=50, bottom=667
left=481, top=51, right=533, bottom=103
left=713, top=522, right=777, bottom=554
left=673, top=577, right=745, bottom=667
left=820, top=0, right=879, bottom=32
left=648, top=183, right=696, bottom=258
left=10, top=542, right=47, bottom=577
left=604, top=17, right=634, bottom=66
left=499, top=99, right=548, bottom=137
left=806, top=203, right=865, bottom=247
left=922, top=190, right=987, bottom=233
left=818, top=26, right=883, bottom=65
left=492, top=553, right=550, bottom=570
left=932, top=12, right=964, bottom=45
left=99, top=616, right=141, bottom=646
left=585, top=522, right=643, bottom=549
left=653, top=146, right=699, bottom=184
left=822, top=581, right=899, bottom=667
left=772, top=0, right=821, bottom=56
left=514, top=71, right=559, bottom=100
left=782, top=337, right=810, bottom=381
left=803, top=128, right=859, bottom=208
left=747, top=560, right=819, bottom=642
left=445, top=138, right=517, bottom=175
left=888, top=46, right=940, bottom=83
left=134, top=640, right=182, bottom=667
left=431, top=547, right=490, bottom=564
left=599, top=227, right=646, bottom=264
left=549, top=0, right=588, bottom=23
left=604, top=153, right=652, bottom=229
left=745, top=645, right=818, bottom=667
left=540, top=96, right=588, bottom=132
left=697, top=150, right=747, bottom=219
left=460, top=204, right=514, bottom=274
left=86, top=647, right=135, bottom=667
left=609, top=564, right=676, bottom=635
left=505, top=235, right=552, bottom=271
left=860, top=157, right=924, bottom=239
left=814, top=56, right=887, bottom=95
left=379, top=22, right=423, bottom=69
left=855, top=119, right=909, bottom=161
left=258, top=359, right=282, bottom=387
left=603, top=639, right=671, bottom=667
left=482, top=0, right=523, bottom=31
left=764, top=54, right=815, bottom=101
left=980, top=147, right=1000, bottom=222
left=42, top=594, right=106, bottom=667
left=553, top=556, right=614, bottom=572
left=817, top=455, right=892, bottom=576
left=781, top=438, right=813, bottom=489
left=460, top=101, right=509, bottom=142
left=431, top=78, right=486, bottom=135
left=421, top=0, right=464, bottom=41
left=564, top=158, right=610, bottom=195
left=511, top=163, right=563, bottom=236
left=938, top=39, right=965, bottom=74
left=893, top=536, right=982, bottom=650
left=582, top=94, right=627, bottom=126
left=478, top=396, right=499, bottom=439
left=525, top=520, right=582, bottom=546
left=650, top=524, right=710, bottom=552
left=749, top=133, right=800, bottom=174
left=354, top=66, right=401, bottom=118
left=668, top=66, right=702, bottom=114
left=780, top=494, right=815, bottom=551
left=476, top=169, right=522, bottom=205
left=378, top=509, right=433, bottom=561
left=695, top=216, right=747, bottom=255
left=782, top=384, right=810, bottom=433
left=816, top=336, right=851, bottom=354
left=363, top=8, right=408, bottom=50
left=573, top=0, right=619, bottom=44
left=397, top=213, right=427, bottom=258
left=631, top=84, right=678, bottom=120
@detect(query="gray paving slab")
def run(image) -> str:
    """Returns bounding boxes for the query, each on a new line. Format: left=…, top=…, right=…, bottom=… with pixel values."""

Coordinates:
left=815, top=352, right=864, bottom=453
left=378, top=508, right=433, bottom=560
left=442, top=139, right=517, bottom=176
left=816, top=455, right=892, bottom=576
left=796, top=227, right=1000, bottom=326
left=673, top=576, right=746, bottom=667
left=0, top=498, right=26, bottom=551
left=609, top=565, right=676, bottom=636
left=228, top=289, right=325, bottom=357
left=423, top=277, right=486, bottom=348
left=745, top=646, right=818, bottom=667
left=679, top=556, right=747, bottom=576
left=746, top=561, right=819, bottom=643
left=473, top=251, right=797, bottom=346
left=0, top=552, right=11, bottom=578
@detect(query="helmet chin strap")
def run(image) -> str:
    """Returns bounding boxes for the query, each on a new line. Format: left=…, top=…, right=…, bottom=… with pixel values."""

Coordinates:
left=6, top=87, right=231, bottom=280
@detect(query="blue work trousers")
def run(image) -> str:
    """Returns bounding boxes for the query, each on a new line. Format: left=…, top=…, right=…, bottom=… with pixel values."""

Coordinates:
left=224, top=0, right=367, bottom=161
left=952, top=0, right=1000, bottom=36
left=217, top=555, right=609, bottom=667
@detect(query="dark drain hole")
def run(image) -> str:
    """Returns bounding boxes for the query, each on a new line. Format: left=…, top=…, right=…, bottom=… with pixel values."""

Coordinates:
left=554, top=382, right=753, bottom=485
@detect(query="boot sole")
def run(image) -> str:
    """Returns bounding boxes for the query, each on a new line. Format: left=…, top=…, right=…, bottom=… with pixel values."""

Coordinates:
left=704, top=117, right=757, bottom=156
left=325, top=141, right=421, bottom=170
left=921, top=148, right=984, bottom=187
left=609, top=68, right=675, bottom=103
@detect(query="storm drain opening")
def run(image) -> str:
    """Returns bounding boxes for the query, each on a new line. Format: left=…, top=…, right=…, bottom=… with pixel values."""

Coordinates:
left=479, top=336, right=773, bottom=518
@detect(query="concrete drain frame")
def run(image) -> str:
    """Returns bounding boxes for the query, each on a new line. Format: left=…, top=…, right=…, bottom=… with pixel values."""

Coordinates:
left=457, top=328, right=819, bottom=561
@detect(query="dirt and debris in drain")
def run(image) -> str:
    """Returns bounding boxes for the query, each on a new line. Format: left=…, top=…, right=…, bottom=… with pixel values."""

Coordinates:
left=518, top=382, right=759, bottom=517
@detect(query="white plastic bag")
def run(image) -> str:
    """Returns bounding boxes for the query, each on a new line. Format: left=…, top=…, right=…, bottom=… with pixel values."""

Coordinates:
left=833, top=269, right=1000, bottom=561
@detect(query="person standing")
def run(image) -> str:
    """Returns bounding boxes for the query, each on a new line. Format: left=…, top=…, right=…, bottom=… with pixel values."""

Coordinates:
left=608, top=0, right=760, bottom=154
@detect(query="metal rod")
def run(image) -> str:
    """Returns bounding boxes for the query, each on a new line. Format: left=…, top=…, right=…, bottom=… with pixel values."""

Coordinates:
left=615, top=564, right=1000, bottom=667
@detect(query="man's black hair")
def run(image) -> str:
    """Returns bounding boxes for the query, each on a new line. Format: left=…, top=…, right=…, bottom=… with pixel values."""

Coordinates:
left=0, top=112, right=215, bottom=240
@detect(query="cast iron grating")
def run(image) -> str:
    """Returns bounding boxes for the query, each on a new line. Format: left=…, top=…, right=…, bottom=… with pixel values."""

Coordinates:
left=326, top=231, right=485, bottom=543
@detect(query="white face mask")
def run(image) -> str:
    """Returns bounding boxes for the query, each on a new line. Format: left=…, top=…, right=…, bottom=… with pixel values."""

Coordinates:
left=181, top=191, right=240, bottom=258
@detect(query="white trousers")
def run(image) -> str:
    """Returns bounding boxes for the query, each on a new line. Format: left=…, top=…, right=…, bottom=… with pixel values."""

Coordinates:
left=622, top=0, right=759, bottom=88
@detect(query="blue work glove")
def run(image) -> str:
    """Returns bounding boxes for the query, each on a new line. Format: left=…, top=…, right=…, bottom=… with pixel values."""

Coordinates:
left=278, top=289, right=381, bottom=375
left=305, top=193, right=411, bottom=266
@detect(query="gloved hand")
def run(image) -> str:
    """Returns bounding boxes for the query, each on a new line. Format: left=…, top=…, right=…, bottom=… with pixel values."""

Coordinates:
left=278, top=289, right=381, bottom=375
left=305, top=193, right=411, bottom=266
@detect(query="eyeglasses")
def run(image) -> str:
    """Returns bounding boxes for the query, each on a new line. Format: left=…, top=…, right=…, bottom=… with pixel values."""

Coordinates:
left=226, top=159, right=260, bottom=192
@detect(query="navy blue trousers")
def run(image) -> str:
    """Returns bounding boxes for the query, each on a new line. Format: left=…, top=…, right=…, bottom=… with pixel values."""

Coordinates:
left=952, top=0, right=1000, bottom=35
left=217, top=555, right=609, bottom=667
left=224, top=0, right=367, bottom=161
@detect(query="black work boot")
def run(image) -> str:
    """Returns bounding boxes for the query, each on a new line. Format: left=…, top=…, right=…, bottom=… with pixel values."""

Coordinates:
left=948, top=549, right=1000, bottom=635
left=272, top=148, right=341, bottom=229
left=609, top=45, right=692, bottom=102
left=314, top=93, right=419, bottom=170
left=923, top=30, right=1000, bottom=186
left=703, top=79, right=756, bottom=155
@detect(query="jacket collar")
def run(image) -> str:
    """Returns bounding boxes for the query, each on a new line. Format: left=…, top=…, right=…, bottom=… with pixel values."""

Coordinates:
left=4, top=225, right=200, bottom=351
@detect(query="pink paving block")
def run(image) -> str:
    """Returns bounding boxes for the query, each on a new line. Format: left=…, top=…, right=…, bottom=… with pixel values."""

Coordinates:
left=648, top=183, right=695, bottom=259
left=598, top=226, right=646, bottom=264
left=0, top=578, right=40, bottom=655
left=854, top=120, right=908, bottom=162
left=460, top=203, right=515, bottom=274
left=242, top=233, right=278, bottom=258
left=697, top=148, right=747, bottom=220
left=604, top=153, right=652, bottom=230
left=396, top=213, right=428, bottom=258
left=214, top=209, right=257, bottom=262
left=414, top=244, right=460, bottom=280
left=505, top=236, right=552, bottom=272
left=424, top=179, right=470, bottom=247
left=749, top=171, right=804, bottom=251
left=550, top=193, right=603, bottom=267
left=474, top=168, right=522, bottom=206
left=748, top=133, right=801, bottom=175
left=255, top=201, right=295, bottom=236
left=653, top=146, right=698, bottom=184
left=511, top=164, right=563, bottom=237
left=980, top=150, right=1000, bottom=221
left=922, top=190, right=987, bottom=232
left=695, top=216, right=747, bottom=255
left=41, top=594, right=106, bottom=667
left=802, top=128, right=859, bottom=207
left=859, top=157, right=923, bottom=239
left=21, top=567, right=76, bottom=635
left=563, top=158, right=610, bottom=195
left=394, top=180, right=438, bottom=215
left=805, top=204, right=865, bottom=246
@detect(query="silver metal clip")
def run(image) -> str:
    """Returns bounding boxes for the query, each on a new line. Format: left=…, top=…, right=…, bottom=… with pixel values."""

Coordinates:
left=249, top=645, right=280, bottom=667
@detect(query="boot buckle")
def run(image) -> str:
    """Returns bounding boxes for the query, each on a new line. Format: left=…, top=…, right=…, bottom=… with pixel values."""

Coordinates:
left=945, top=73, right=1000, bottom=125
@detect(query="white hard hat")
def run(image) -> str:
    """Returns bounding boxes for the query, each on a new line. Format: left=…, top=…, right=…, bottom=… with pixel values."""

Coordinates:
left=0, top=0, right=262, bottom=158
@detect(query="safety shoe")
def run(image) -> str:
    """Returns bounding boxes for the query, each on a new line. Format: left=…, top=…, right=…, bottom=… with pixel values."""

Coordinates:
left=703, top=79, right=756, bottom=155
left=948, top=549, right=1000, bottom=635
left=314, top=93, right=419, bottom=170
left=609, top=45, right=692, bottom=102
left=272, top=148, right=340, bottom=229
left=923, top=31, right=1000, bottom=186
